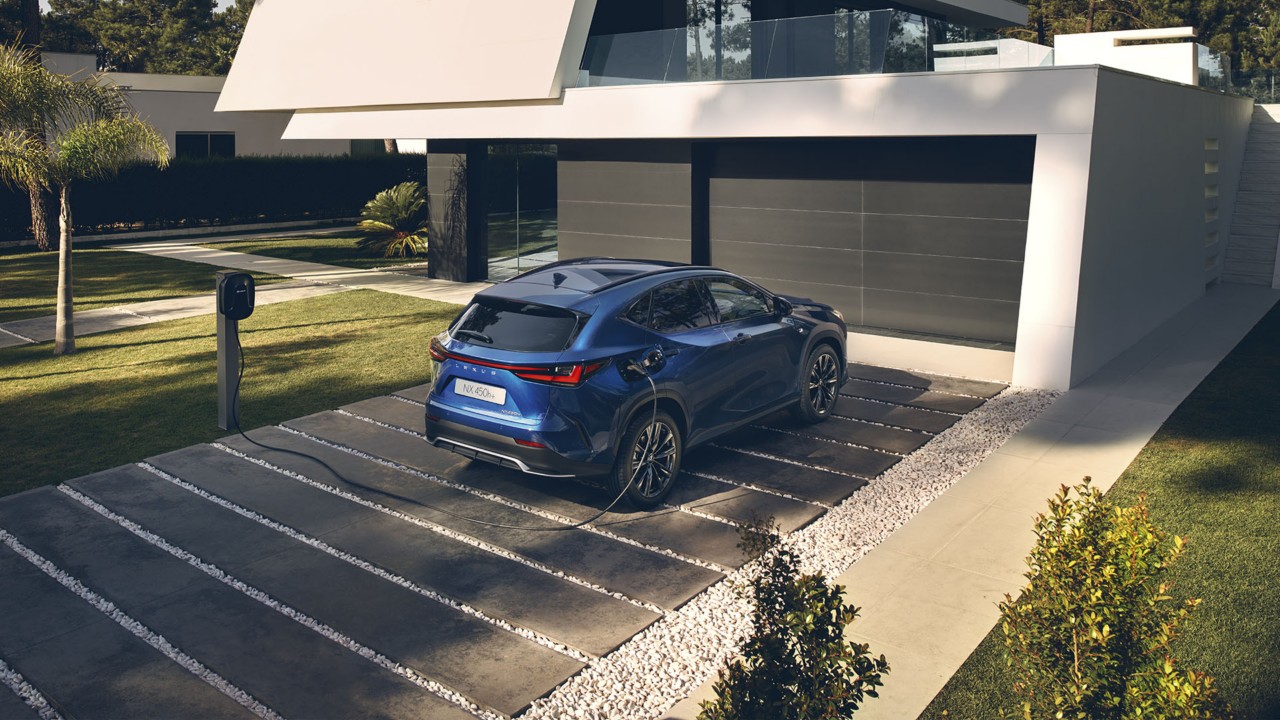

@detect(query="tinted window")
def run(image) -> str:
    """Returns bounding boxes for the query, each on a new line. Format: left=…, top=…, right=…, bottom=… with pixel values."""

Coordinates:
left=452, top=298, right=580, bottom=352
left=649, top=280, right=715, bottom=334
left=705, top=277, right=771, bottom=323
left=625, top=292, right=651, bottom=326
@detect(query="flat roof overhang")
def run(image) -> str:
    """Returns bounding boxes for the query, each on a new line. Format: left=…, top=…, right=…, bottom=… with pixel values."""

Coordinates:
left=281, top=66, right=1101, bottom=142
left=918, top=0, right=1027, bottom=28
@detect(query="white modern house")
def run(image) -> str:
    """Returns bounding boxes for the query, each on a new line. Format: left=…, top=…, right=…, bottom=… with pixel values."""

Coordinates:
left=42, top=51, right=351, bottom=159
left=214, top=0, right=1266, bottom=391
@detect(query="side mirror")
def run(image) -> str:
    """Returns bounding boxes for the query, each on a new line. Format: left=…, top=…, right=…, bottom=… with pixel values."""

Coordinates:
left=774, top=296, right=793, bottom=317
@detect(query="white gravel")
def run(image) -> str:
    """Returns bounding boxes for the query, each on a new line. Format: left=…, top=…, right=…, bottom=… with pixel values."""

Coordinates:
left=0, top=656, right=62, bottom=720
left=519, top=385, right=1058, bottom=720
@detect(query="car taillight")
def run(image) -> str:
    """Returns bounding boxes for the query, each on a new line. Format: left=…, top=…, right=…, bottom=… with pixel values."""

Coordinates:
left=429, top=339, right=607, bottom=387
left=514, top=438, right=546, bottom=448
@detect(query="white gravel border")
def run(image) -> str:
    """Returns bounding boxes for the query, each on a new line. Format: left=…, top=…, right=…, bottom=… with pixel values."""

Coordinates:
left=518, top=386, right=1058, bottom=720
left=0, top=656, right=62, bottom=720
left=0, top=527, right=282, bottom=720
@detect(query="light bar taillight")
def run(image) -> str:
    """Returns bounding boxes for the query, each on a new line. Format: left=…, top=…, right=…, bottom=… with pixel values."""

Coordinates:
left=430, top=336, right=607, bottom=387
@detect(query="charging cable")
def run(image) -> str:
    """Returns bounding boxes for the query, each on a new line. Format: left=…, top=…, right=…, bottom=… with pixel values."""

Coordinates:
left=228, top=331, right=657, bottom=532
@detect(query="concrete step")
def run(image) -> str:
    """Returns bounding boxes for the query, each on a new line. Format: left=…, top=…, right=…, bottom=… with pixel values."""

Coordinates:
left=1235, top=191, right=1280, bottom=204
left=0, top=489, right=478, bottom=720
left=1220, top=271, right=1273, bottom=286
left=1224, top=258, right=1275, bottom=277
left=1240, top=173, right=1280, bottom=188
left=1227, top=232, right=1280, bottom=250
left=1236, top=180, right=1280, bottom=194
left=1228, top=222, right=1280, bottom=238
left=1224, top=246, right=1277, bottom=263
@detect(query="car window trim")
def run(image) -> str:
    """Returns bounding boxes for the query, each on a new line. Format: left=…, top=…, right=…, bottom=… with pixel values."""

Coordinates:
left=703, top=275, right=773, bottom=325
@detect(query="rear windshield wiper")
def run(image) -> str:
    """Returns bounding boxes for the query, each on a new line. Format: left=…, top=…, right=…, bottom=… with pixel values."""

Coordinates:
left=452, top=329, right=493, bottom=344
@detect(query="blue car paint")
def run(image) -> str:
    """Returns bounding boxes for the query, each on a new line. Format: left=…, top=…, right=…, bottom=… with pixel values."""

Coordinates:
left=424, top=261, right=847, bottom=477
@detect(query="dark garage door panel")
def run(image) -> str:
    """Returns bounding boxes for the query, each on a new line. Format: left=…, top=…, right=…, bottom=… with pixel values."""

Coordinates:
left=559, top=231, right=692, bottom=264
left=709, top=177, right=863, bottom=213
left=559, top=200, right=691, bottom=241
left=739, top=277, right=862, bottom=322
left=863, top=252, right=1024, bottom=303
left=863, top=214, right=1028, bottom=261
left=864, top=289, right=1021, bottom=344
left=713, top=240, right=861, bottom=288
left=709, top=206, right=861, bottom=249
left=863, top=181, right=1033, bottom=220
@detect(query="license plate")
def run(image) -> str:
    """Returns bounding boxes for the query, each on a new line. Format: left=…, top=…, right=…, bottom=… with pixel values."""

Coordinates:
left=455, top=378, right=507, bottom=405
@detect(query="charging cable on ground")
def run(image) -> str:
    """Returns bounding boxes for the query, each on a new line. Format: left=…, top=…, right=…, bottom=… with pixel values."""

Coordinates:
left=228, top=331, right=657, bottom=532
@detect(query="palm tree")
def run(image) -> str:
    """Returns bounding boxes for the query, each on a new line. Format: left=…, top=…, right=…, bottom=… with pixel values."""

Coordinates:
left=0, top=43, right=61, bottom=249
left=0, top=42, right=169, bottom=355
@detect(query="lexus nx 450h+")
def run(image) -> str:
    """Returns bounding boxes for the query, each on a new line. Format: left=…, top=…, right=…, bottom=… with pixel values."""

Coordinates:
left=425, top=258, right=847, bottom=509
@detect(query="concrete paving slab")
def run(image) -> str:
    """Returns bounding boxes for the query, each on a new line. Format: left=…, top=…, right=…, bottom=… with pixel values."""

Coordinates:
left=0, top=327, right=33, bottom=348
left=834, top=397, right=959, bottom=434
left=841, top=378, right=985, bottom=414
left=270, top=413, right=724, bottom=610
left=682, top=446, right=868, bottom=505
left=719, top=426, right=901, bottom=479
left=392, top=383, right=434, bottom=403
left=3, top=490, right=477, bottom=719
left=846, top=363, right=1007, bottom=398
left=929, top=505, right=1040, bottom=586
left=668, top=473, right=825, bottom=533
left=0, top=547, right=257, bottom=720
left=154, top=433, right=661, bottom=658
left=991, top=417, right=1074, bottom=462
left=761, top=412, right=933, bottom=455
left=68, top=463, right=590, bottom=714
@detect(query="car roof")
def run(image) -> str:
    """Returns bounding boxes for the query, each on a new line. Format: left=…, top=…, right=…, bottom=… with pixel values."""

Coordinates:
left=475, top=258, right=722, bottom=309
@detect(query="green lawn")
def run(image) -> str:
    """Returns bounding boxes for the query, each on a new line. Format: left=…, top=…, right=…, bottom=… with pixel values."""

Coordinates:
left=923, top=302, right=1280, bottom=719
left=200, top=235, right=426, bottom=270
left=0, top=247, right=285, bottom=325
left=0, top=290, right=457, bottom=498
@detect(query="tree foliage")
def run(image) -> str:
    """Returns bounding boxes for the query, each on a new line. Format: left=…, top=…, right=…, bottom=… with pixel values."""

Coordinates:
left=1008, top=0, right=1280, bottom=70
left=699, top=520, right=889, bottom=720
left=999, top=479, right=1229, bottom=720
left=357, top=181, right=429, bottom=258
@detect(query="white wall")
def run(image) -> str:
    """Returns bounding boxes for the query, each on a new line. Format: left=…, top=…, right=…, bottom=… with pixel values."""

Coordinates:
left=1055, top=28, right=1198, bottom=85
left=124, top=88, right=349, bottom=158
left=1066, top=71, right=1252, bottom=385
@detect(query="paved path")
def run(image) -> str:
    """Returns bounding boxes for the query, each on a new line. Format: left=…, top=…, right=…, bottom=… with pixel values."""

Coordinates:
left=663, top=282, right=1280, bottom=719
left=0, top=280, right=349, bottom=350
left=0, top=363, right=1001, bottom=719
left=112, top=241, right=491, bottom=306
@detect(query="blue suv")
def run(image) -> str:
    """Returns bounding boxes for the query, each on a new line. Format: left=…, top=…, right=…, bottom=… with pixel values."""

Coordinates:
left=425, top=259, right=847, bottom=508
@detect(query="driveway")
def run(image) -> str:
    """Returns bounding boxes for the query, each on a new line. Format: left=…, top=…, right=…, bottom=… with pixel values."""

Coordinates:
left=0, top=363, right=1003, bottom=720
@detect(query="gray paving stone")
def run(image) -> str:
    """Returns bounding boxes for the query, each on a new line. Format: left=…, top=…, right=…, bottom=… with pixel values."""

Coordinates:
left=667, top=473, right=825, bottom=533
left=840, top=378, right=986, bottom=414
left=393, top=383, right=435, bottom=404
left=760, top=412, right=932, bottom=455
left=682, top=446, right=868, bottom=506
left=260, top=415, right=723, bottom=610
left=834, top=397, right=961, bottom=434
left=0, top=546, right=257, bottom=720
left=148, top=435, right=660, bottom=658
left=846, top=363, right=1007, bottom=398
left=0, top=491, right=482, bottom=720
left=718, top=426, right=901, bottom=479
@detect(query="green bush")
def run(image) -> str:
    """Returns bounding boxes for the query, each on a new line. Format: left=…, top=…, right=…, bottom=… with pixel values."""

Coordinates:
left=999, top=479, right=1229, bottom=720
left=699, top=521, right=889, bottom=720
left=356, top=181, right=428, bottom=258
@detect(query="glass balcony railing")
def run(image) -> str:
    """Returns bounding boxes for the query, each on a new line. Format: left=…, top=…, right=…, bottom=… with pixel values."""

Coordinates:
left=1231, top=68, right=1279, bottom=103
left=1196, top=44, right=1232, bottom=93
left=577, top=11, right=1018, bottom=87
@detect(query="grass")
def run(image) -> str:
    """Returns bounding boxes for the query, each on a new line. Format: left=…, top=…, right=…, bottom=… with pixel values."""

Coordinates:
left=0, top=290, right=458, bottom=498
left=0, top=247, right=285, bottom=325
left=200, top=235, right=426, bottom=270
left=922, top=302, right=1280, bottom=719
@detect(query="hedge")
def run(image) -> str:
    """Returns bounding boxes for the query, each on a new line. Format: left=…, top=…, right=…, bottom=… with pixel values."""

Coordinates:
left=0, top=154, right=427, bottom=242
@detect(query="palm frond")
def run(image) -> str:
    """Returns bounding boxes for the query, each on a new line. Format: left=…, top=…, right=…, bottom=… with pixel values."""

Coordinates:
left=52, top=115, right=170, bottom=185
left=359, top=181, right=429, bottom=235
left=0, top=129, right=51, bottom=190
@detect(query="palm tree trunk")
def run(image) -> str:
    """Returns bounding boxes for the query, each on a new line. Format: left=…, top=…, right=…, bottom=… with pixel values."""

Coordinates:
left=384, top=138, right=399, bottom=154
left=54, top=185, right=75, bottom=355
left=27, top=182, right=49, bottom=250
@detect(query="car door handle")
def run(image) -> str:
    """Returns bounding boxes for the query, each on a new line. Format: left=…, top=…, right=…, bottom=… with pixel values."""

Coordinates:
left=732, top=333, right=751, bottom=345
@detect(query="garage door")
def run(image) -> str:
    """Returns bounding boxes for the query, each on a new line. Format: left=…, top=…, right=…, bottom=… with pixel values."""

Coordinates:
left=709, top=137, right=1034, bottom=345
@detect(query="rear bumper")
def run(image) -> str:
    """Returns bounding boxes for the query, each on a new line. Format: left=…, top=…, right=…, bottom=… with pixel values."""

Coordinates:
left=424, top=415, right=607, bottom=478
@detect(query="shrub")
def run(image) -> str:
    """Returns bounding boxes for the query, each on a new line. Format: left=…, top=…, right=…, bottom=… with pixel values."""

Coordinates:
left=999, top=479, right=1229, bottom=720
left=355, top=181, right=428, bottom=258
left=699, top=520, right=889, bottom=720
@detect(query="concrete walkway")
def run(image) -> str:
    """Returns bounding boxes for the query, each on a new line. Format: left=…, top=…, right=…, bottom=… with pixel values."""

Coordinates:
left=663, top=282, right=1280, bottom=719
left=112, top=241, right=491, bottom=306
left=0, top=280, right=349, bottom=350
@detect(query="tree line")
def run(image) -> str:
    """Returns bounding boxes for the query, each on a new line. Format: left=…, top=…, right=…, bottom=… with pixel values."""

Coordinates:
left=0, top=0, right=252, bottom=75
left=1010, top=0, right=1279, bottom=71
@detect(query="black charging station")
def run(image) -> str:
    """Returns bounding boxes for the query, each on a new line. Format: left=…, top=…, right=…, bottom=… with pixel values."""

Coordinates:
left=216, top=270, right=255, bottom=430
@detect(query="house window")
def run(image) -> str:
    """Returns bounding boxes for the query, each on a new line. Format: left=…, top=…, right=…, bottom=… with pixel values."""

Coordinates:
left=175, top=132, right=235, bottom=159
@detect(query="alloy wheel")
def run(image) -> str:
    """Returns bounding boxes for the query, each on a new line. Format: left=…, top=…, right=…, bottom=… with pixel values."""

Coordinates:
left=808, top=351, right=840, bottom=415
left=629, top=421, right=677, bottom=499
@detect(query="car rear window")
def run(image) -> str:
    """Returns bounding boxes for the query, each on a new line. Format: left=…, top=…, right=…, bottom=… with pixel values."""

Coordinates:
left=451, top=298, right=581, bottom=353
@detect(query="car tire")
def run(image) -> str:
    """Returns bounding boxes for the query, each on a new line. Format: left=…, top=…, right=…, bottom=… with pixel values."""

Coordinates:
left=609, top=408, right=682, bottom=510
left=795, top=345, right=841, bottom=424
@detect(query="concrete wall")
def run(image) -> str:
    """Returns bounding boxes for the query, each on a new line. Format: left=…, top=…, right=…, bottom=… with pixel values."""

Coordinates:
left=126, top=89, right=349, bottom=158
left=1067, top=71, right=1253, bottom=385
left=557, top=141, right=694, bottom=263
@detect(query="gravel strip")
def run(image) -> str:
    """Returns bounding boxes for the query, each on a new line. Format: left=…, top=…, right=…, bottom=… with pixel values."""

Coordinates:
left=519, top=386, right=1058, bottom=720
left=0, top=656, right=62, bottom=720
